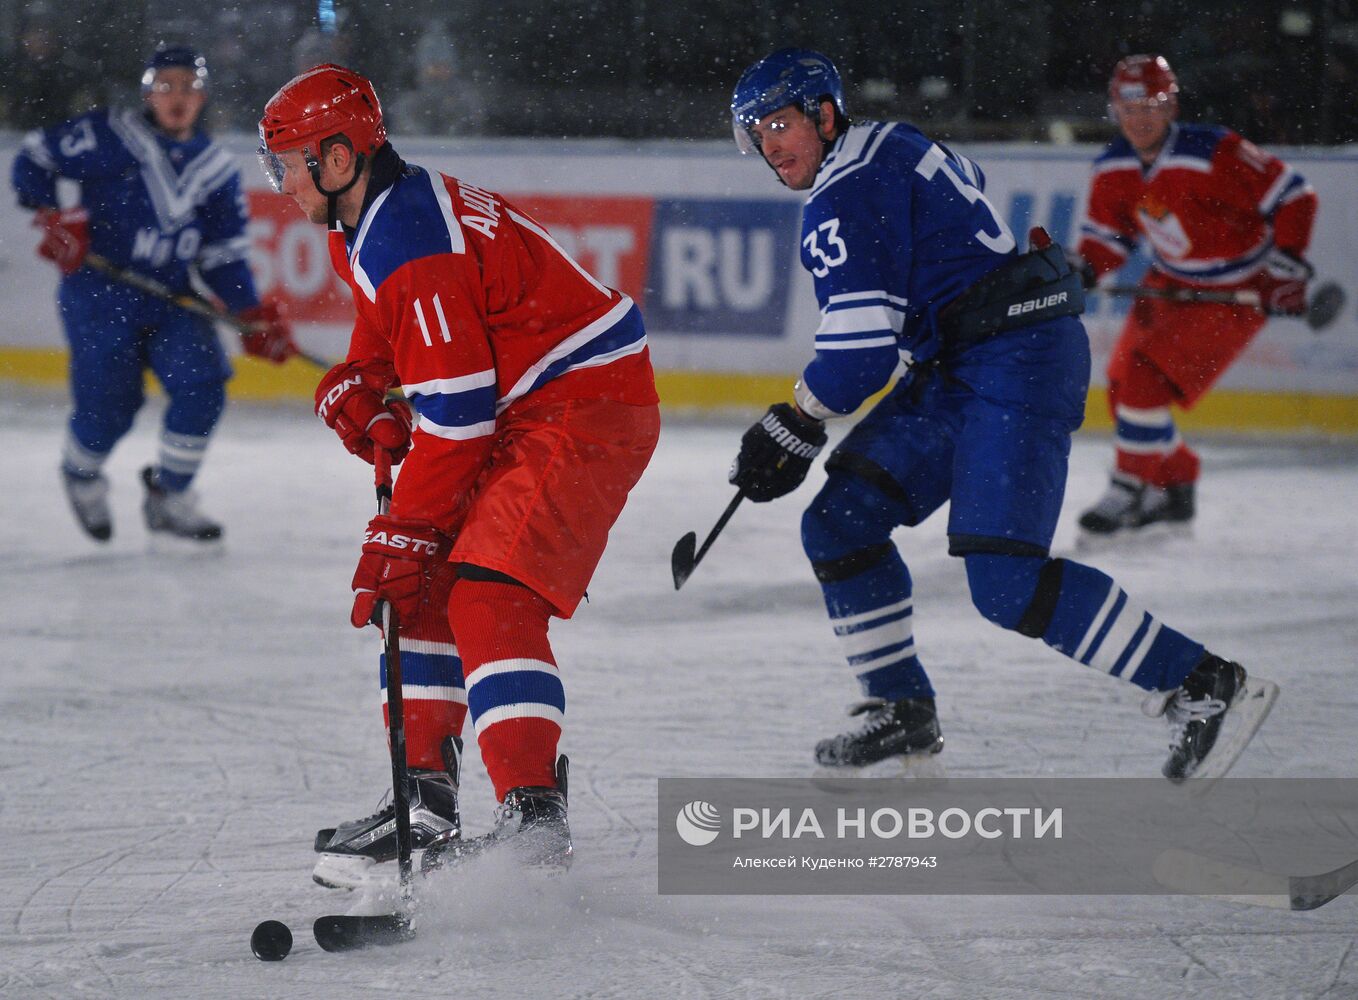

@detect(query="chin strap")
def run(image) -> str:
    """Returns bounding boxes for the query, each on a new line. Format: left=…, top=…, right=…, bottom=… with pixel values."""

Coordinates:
left=305, top=149, right=367, bottom=229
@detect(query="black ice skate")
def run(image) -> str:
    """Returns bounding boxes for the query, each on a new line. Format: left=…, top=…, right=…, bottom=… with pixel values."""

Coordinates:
left=423, top=755, right=572, bottom=875
left=140, top=466, right=222, bottom=541
left=62, top=469, right=112, bottom=542
left=1078, top=473, right=1194, bottom=541
left=1144, top=654, right=1279, bottom=783
left=814, top=697, right=944, bottom=768
left=313, top=767, right=462, bottom=889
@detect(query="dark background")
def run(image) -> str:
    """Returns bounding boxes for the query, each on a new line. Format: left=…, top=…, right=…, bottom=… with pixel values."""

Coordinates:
left=4, top=0, right=1356, bottom=145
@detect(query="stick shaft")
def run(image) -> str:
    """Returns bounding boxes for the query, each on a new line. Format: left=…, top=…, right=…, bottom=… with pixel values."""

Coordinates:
left=373, top=449, right=413, bottom=896
left=83, top=252, right=332, bottom=370
left=692, top=491, right=745, bottom=567
left=1101, top=284, right=1263, bottom=308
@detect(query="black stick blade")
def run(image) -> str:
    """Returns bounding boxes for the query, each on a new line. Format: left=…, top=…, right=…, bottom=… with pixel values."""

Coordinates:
left=314, top=913, right=414, bottom=952
left=1307, top=281, right=1346, bottom=332
left=671, top=532, right=698, bottom=590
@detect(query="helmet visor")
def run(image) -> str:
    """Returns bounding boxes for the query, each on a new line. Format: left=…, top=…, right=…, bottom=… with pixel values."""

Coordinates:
left=258, top=149, right=287, bottom=192
left=732, top=116, right=760, bottom=155
left=257, top=130, right=288, bottom=192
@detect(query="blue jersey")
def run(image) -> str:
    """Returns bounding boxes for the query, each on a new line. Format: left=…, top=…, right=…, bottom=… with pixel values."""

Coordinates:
left=798, top=121, right=1021, bottom=415
left=11, top=108, right=259, bottom=312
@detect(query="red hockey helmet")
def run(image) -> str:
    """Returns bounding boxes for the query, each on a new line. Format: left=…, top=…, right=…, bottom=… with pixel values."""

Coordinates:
left=1108, top=54, right=1179, bottom=107
left=258, top=64, right=385, bottom=190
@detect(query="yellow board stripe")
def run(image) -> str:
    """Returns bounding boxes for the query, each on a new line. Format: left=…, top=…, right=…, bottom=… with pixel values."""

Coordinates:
left=6, top=347, right=1358, bottom=434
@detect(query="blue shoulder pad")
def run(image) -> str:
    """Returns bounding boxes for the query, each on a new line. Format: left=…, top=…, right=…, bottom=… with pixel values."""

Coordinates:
left=351, top=167, right=464, bottom=298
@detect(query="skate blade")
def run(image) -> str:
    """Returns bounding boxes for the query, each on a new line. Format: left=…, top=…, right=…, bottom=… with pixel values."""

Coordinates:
left=1076, top=521, right=1192, bottom=554
left=146, top=533, right=225, bottom=557
left=811, top=741, right=947, bottom=788
left=1184, top=676, right=1280, bottom=786
left=313, top=850, right=427, bottom=891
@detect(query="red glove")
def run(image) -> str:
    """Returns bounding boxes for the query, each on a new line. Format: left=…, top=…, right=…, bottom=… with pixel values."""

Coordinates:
left=314, top=360, right=413, bottom=465
left=238, top=301, right=299, bottom=364
left=34, top=207, right=90, bottom=275
left=350, top=515, right=453, bottom=629
left=1257, top=249, right=1313, bottom=316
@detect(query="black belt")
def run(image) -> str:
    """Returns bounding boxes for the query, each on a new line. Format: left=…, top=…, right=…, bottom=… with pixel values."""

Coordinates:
left=938, top=236, right=1086, bottom=353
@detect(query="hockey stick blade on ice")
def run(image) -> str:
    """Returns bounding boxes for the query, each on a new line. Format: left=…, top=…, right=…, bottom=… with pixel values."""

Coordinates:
left=313, top=913, right=415, bottom=952
left=82, top=252, right=333, bottom=369
left=1152, top=848, right=1358, bottom=911
left=672, top=491, right=745, bottom=590
left=1100, top=281, right=1345, bottom=332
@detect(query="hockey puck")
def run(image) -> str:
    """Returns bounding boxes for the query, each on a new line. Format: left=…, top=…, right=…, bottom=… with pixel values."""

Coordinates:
left=251, top=919, right=293, bottom=961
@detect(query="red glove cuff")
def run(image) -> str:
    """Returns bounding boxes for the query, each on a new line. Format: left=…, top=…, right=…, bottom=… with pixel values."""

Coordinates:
left=239, top=301, right=299, bottom=364
left=35, top=207, right=91, bottom=276
left=350, top=515, right=452, bottom=628
left=315, top=361, right=412, bottom=465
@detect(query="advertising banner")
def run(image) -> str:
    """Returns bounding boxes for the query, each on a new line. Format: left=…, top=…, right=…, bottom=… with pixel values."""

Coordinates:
left=3, top=134, right=1356, bottom=400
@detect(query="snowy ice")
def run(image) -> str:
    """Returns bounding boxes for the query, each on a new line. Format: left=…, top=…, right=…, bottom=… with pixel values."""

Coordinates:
left=2, top=388, right=1356, bottom=998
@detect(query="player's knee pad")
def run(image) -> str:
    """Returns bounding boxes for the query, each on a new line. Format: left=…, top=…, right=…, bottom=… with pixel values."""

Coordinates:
left=165, top=379, right=227, bottom=436
left=808, top=542, right=896, bottom=584
left=801, top=462, right=909, bottom=567
left=964, top=552, right=1066, bottom=637
left=447, top=575, right=553, bottom=655
left=1116, top=350, right=1178, bottom=410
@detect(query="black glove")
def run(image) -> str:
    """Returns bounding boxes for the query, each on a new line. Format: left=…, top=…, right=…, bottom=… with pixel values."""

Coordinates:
left=729, top=403, right=828, bottom=502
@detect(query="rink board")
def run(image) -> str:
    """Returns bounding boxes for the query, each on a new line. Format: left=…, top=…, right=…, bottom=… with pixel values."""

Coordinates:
left=2, top=133, right=1356, bottom=433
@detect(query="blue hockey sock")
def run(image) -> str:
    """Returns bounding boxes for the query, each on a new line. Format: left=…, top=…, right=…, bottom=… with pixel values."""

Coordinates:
left=821, top=554, right=935, bottom=701
left=1038, top=559, right=1204, bottom=691
left=153, top=430, right=211, bottom=493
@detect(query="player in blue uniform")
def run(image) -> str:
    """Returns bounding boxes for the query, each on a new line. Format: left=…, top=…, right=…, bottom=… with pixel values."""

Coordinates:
left=726, top=49, right=1277, bottom=782
left=11, top=44, right=297, bottom=543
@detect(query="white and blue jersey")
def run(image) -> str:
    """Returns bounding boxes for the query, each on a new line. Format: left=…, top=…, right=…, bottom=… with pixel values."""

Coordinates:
left=10, top=107, right=261, bottom=492
left=796, top=121, right=1207, bottom=708
left=798, top=121, right=1023, bottom=415
left=12, top=107, right=259, bottom=311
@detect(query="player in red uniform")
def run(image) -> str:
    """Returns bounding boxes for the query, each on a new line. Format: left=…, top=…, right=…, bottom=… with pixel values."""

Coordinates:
left=1074, top=54, right=1318, bottom=541
left=259, top=65, right=660, bottom=883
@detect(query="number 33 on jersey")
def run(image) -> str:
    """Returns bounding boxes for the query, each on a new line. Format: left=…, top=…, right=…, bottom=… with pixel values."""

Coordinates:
left=798, top=121, right=1020, bottom=389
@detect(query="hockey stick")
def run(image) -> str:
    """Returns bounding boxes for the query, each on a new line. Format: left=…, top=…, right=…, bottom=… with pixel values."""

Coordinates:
left=1100, top=281, right=1346, bottom=332
left=672, top=490, right=745, bottom=590
left=374, top=446, right=415, bottom=899
left=1152, top=847, right=1358, bottom=911
left=311, top=447, right=418, bottom=953
left=82, top=251, right=334, bottom=369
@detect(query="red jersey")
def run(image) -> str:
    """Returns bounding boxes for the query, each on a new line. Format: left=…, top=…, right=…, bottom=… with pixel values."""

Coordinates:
left=328, top=161, right=658, bottom=523
left=1078, top=123, right=1317, bottom=287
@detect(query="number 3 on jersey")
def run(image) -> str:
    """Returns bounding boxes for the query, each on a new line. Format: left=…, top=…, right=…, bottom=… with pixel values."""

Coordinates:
left=803, top=218, right=849, bottom=277
left=915, top=143, right=1016, bottom=255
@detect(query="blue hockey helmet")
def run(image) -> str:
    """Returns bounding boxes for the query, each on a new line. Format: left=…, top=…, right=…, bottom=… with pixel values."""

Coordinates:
left=731, top=48, right=846, bottom=154
left=141, top=43, right=209, bottom=92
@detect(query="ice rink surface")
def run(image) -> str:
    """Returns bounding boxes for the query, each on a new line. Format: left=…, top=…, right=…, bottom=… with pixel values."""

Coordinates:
left=2, top=388, right=1356, bottom=1000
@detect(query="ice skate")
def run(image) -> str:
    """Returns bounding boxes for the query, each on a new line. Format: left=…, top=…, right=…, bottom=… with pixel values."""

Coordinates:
left=814, top=697, right=944, bottom=774
left=1143, top=654, right=1279, bottom=783
left=312, top=768, right=462, bottom=889
left=62, top=469, right=112, bottom=542
left=140, top=466, right=223, bottom=542
left=1077, top=474, right=1194, bottom=546
left=423, top=755, right=572, bottom=875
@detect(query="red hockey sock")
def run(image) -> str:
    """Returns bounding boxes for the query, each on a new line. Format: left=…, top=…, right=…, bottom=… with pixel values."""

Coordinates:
left=381, top=564, right=467, bottom=772
left=447, top=577, right=562, bottom=801
left=1116, top=442, right=1200, bottom=488
left=1111, top=351, right=1199, bottom=488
